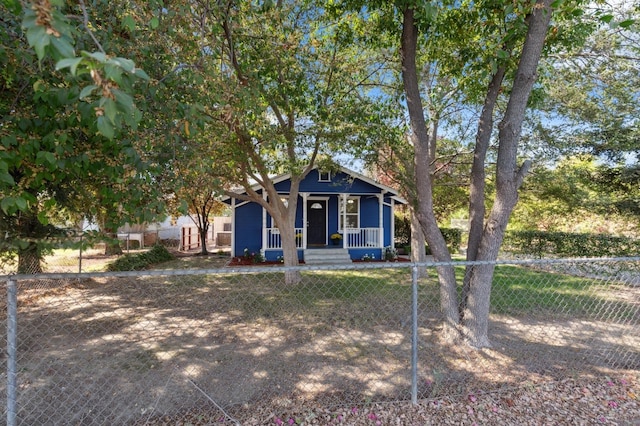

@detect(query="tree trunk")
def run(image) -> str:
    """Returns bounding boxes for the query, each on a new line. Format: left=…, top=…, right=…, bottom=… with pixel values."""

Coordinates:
left=17, top=242, right=43, bottom=274
left=266, top=185, right=301, bottom=285
left=401, top=7, right=459, bottom=342
left=410, top=212, right=427, bottom=278
left=280, top=220, right=301, bottom=285
left=103, top=227, right=123, bottom=256
left=463, top=0, right=553, bottom=348
left=198, top=223, right=210, bottom=255
left=462, top=66, right=506, bottom=316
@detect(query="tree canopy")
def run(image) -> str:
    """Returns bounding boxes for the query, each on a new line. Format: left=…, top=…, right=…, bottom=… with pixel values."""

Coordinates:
left=1, top=0, right=161, bottom=270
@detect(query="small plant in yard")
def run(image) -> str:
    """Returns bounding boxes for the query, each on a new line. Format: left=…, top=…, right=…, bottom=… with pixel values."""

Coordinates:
left=252, top=251, right=265, bottom=263
left=384, top=246, right=398, bottom=261
left=237, top=248, right=265, bottom=264
left=277, top=255, right=284, bottom=263
left=361, top=253, right=375, bottom=261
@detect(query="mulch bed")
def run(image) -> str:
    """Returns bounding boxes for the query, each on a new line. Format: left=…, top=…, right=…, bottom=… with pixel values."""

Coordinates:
left=228, top=257, right=411, bottom=266
left=228, top=258, right=305, bottom=266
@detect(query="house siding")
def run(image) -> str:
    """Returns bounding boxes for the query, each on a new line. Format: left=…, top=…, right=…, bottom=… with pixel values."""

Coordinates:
left=273, top=170, right=384, bottom=195
left=234, top=201, right=263, bottom=256
left=384, top=201, right=393, bottom=247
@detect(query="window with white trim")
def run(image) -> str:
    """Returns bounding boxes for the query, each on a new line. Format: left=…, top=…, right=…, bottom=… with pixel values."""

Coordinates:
left=319, top=171, right=331, bottom=182
left=339, top=197, right=359, bottom=230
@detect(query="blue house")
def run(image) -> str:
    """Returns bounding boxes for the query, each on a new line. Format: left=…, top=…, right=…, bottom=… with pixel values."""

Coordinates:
left=225, top=167, right=406, bottom=262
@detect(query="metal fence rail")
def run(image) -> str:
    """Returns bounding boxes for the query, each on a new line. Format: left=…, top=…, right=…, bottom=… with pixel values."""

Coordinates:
left=2, top=257, right=639, bottom=425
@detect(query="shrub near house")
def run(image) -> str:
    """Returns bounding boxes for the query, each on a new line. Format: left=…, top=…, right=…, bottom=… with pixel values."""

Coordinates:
left=106, top=245, right=174, bottom=271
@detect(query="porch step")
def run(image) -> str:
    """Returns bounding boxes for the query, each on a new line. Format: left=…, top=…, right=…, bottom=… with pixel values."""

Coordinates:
left=303, top=248, right=352, bottom=265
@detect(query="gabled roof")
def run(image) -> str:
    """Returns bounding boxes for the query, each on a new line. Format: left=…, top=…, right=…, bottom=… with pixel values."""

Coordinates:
left=225, top=166, right=407, bottom=204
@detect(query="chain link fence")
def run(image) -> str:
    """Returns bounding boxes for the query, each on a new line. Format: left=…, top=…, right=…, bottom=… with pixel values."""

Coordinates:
left=1, top=257, right=639, bottom=424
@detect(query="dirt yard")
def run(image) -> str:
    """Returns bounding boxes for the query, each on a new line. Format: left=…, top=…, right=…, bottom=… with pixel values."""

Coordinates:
left=3, top=254, right=639, bottom=424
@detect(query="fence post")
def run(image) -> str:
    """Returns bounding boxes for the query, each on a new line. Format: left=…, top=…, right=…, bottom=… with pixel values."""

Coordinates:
left=7, top=278, right=17, bottom=426
left=78, top=232, right=83, bottom=274
left=411, top=264, right=418, bottom=405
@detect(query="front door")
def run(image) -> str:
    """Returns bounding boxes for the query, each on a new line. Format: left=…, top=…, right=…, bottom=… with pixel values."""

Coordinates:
left=307, top=200, right=326, bottom=246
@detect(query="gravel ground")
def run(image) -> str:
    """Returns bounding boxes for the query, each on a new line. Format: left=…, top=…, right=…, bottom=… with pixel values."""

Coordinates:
left=141, top=374, right=640, bottom=425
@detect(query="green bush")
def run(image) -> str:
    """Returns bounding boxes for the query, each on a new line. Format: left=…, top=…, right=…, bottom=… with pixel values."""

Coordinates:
left=394, top=215, right=462, bottom=254
left=503, top=230, right=640, bottom=258
left=394, top=214, right=411, bottom=247
left=106, top=244, right=175, bottom=271
left=424, top=228, right=461, bottom=255
left=440, top=228, right=462, bottom=254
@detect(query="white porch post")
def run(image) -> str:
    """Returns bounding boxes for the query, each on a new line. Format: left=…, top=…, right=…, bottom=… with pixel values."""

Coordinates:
left=341, top=193, right=347, bottom=248
left=231, top=198, right=236, bottom=256
left=391, top=198, right=396, bottom=249
left=262, top=191, right=267, bottom=253
left=301, top=192, right=308, bottom=249
left=378, top=193, right=384, bottom=248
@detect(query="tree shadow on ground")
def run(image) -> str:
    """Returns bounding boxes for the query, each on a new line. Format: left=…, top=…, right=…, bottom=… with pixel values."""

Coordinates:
left=3, top=264, right=638, bottom=424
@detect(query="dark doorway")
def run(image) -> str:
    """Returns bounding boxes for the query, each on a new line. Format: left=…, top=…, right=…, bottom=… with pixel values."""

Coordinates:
left=307, top=200, right=326, bottom=246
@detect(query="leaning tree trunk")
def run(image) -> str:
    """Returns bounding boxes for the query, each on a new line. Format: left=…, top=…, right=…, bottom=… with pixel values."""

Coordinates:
left=401, top=7, right=459, bottom=342
left=463, top=0, right=553, bottom=348
left=268, top=188, right=301, bottom=285
left=462, top=65, right=506, bottom=315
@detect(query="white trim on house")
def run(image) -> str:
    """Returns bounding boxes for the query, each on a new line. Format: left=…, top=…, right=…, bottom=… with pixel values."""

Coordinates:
left=231, top=197, right=236, bottom=255
left=339, top=195, right=361, bottom=232
left=222, top=166, right=407, bottom=205
left=318, top=171, right=331, bottom=182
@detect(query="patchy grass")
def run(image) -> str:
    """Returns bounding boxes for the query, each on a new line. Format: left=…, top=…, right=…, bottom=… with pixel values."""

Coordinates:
left=485, top=265, right=633, bottom=318
left=38, top=249, right=635, bottom=319
left=41, top=247, right=118, bottom=273
left=155, top=252, right=231, bottom=270
left=150, top=261, right=636, bottom=325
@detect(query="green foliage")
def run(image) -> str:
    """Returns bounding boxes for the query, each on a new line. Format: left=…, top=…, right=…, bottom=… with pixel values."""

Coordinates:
left=394, top=214, right=461, bottom=253
left=106, top=245, right=174, bottom=271
left=438, top=228, right=462, bottom=254
left=384, top=246, right=398, bottom=261
left=1, top=1, right=166, bottom=269
left=242, top=248, right=265, bottom=264
left=512, top=156, right=639, bottom=235
left=394, top=213, right=411, bottom=247
left=503, top=230, right=640, bottom=258
left=534, top=4, right=640, bottom=165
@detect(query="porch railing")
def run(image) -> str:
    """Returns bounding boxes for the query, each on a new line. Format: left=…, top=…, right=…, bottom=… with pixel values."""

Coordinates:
left=265, top=227, right=382, bottom=249
left=343, top=227, right=381, bottom=248
left=266, top=228, right=305, bottom=249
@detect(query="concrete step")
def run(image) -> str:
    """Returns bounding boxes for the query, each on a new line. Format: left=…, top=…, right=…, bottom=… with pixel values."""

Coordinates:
left=303, top=248, right=352, bottom=265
